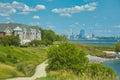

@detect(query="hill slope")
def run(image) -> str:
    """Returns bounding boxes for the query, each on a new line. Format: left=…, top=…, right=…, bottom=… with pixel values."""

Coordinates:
left=0, top=46, right=47, bottom=79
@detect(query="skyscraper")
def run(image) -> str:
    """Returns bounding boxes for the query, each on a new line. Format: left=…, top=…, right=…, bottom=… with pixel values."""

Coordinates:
left=79, top=29, right=85, bottom=39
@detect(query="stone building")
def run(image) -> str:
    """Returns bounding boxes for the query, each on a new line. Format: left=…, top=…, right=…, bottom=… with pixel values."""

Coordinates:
left=0, top=23, right=41, bottom=44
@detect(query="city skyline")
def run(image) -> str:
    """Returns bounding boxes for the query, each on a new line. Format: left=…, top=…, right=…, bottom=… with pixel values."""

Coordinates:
left=0, top=0, right=120, bottom=36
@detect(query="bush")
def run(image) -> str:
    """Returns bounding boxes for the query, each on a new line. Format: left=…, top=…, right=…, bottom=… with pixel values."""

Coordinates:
left=29, top=40, right=41, bottom=47
left=20, top=44, right=30, bottom=47
left=114, top=42, right=120, bottom=54
left=0, top=35, right=20, bottom=46
left=88, top=64, right=116, bottom=77
left=47, top=42, right=89, bottom=74
left=29, top=40, right=53, bottom=47
left=17, top=62, right=35, bottom=76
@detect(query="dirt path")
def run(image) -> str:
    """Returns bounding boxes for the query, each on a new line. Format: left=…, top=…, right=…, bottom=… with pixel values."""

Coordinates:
left=6, top=60, right=48, bottom=80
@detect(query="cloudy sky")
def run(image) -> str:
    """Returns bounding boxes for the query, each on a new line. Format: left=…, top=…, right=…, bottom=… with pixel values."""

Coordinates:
left=0, top=0, right=120, bottom=36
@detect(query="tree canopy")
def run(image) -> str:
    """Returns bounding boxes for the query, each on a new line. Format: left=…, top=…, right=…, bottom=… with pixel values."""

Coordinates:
left=47, top=42, right=89, bottom=73
left=114, top=42, right=120, bottom=54
left=0, top=35, right=20, bottom=46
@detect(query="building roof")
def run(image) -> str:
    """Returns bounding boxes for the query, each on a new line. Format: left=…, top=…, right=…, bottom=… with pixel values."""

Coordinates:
left=13, top=26, right=22, bottom=31
left=0, top=23, right=40, bottom=32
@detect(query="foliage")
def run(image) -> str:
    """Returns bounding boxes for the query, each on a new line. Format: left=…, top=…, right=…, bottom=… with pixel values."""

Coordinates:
left=0, top=63, right=23, bottom=79
left=36, top=68, right=117, bottom=80
left=0, top=35, right=20, bottom=46
left=41, top=30, right=56, bottom=42
left=114, top=42, right=120, bottom=54
left=86, top=64, right=117, bottom=80
left=17, top=62, right=35, bottom=75
left=47, top=42, right=89, bottom=73
left=20, top=44, right=30, bottom=47
left=36, top=64, right=117, bottom=80
left=0, top=46, right=47, bottom=79
left=40, top=29, right=67, bottom=43
left=76, top=43, right=107, bottom=57
left=93, top=46, right=114, bottom=51
left=29, top=40, right=41, bottom=46
left=29, top=40, right=53, bottom=46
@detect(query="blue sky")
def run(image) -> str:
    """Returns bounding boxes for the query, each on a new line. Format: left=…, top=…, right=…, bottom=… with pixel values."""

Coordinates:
left=0, top=0, right=120, bottom=36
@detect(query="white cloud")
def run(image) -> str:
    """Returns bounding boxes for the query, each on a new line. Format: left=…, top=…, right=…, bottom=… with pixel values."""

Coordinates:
left=12, top=1, right=46, bottom=12
left=36, top=5, right=46, bottom=10
left=5, top=17, right=11, bottom=20
left=60, top=13, right=71, bottom=17
left=113, top=25, right=120, bottom=28
left=47, top=25, right=55, bottom=29
left=0, top=1, right=46, bottom=16
left=52, top=2, right=97, bottom=17
left=18, top=12, right=29, bottom=15
left=0, top=2, right=16, bottom=16
left=33, top=16, right=40, bottom=19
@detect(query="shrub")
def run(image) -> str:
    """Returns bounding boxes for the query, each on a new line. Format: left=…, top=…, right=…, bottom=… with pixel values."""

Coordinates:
left=47, top=42, right=89, bottom=74
left=114, top=42, right=120, bottom=54
left=29, top=40, right=41, bottom=47
left=84, top=64, right=117, bottom=80
left=0, top=35, right=20, bottom=46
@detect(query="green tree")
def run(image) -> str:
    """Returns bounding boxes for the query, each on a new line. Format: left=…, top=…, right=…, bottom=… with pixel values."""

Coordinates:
left=1, top=35, right=20, bottom=46
left=42, top=30, right=56, bottom=42
left=114, top=42, right=120, bottom=54
left=47, top=42, right=89, bottom=73
left=29, top=40, right=41, bottom=46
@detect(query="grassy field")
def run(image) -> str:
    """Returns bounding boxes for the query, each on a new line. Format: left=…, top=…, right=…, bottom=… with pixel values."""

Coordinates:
left=0, top=42, right=114, bottom=79
left=36, top=43, right=117, bottom=80
left=76, top=44, right=108, bottom=57
left=36, top=66, right=117, bottom=80
left=0, top=46, right=47, bottom=79
left=93, top=46, right=114, bottom=51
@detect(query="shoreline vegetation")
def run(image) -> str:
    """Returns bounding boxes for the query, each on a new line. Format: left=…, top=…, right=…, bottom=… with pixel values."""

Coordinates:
left=0, top=41, right=119, bottom=80
left=0, top=46, right=48, bottom=79
left=36, top=42, right=118, bottom=80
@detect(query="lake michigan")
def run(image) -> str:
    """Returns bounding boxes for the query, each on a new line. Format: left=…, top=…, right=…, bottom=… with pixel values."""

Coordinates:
left=70, top=39, right=120, bottom=79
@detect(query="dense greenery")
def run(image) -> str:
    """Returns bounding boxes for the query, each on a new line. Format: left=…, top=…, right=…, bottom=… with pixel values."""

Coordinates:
left=29, top=40, right=53, bottom=47
left=93, top=46, right=114, bottom=51
left=76, top=43, right=107, bottom=57
left=36, top=43, right=117, bottom=80
left=40, top=29, right=67, bottom=43
left=114, top=42, right=120, bottom=54
left=47, top=43, right=89, bottom=73
left=0, top=35, right=20, bottom=46
left=0, top=46, right=47, bottom=79
left=36, top=65, right=117, bottom=80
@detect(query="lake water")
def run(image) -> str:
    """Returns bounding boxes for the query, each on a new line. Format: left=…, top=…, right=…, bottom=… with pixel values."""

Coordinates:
left=70, top=39, right=120, bottom=78
left=69, top=39, right=120, bottom=46
left=103, top=60, right=120, bottom=79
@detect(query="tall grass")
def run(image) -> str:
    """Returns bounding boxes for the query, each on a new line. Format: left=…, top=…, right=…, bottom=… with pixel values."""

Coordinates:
left=0, top=46, right=47, bottom=79
left=36, top=70, right=117, bottom=80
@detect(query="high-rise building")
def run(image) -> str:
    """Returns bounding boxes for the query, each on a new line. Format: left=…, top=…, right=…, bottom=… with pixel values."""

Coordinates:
left=79, top=29, right=85, bottom=39
left=68, top=28, right=72, bottom=39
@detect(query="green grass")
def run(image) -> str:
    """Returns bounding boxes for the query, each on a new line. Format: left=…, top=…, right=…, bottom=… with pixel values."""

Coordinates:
left=76, top=44, right=108, bottom=57
left=36, top=64, right=117, bottom=80
left=36, top=43, right=117, bottom=80
left=0, top=63, right=23, bottom=79
left=0, top=43, right=115, bottom=79
left=36, top=70, right=117, bottom=80
left=93, top=46, right=114, bottom=51
left=54, top=42, right=109, bottom=57
left=0, top=46, right=47, bottom=79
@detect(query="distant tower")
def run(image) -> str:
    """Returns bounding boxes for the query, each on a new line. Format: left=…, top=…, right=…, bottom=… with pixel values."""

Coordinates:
left=79, top=29, right=85, bottom=39
left=91, top=33, right=95, bottom=38
left=70, top=32, right=74, bottom=40
left=68, top=28, right=73, bottom=39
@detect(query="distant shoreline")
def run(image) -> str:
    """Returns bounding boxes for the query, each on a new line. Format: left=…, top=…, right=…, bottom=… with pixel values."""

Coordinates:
left=87, top=55, right=116, bottom=63
left=69, top=39, right=119, bottom=46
